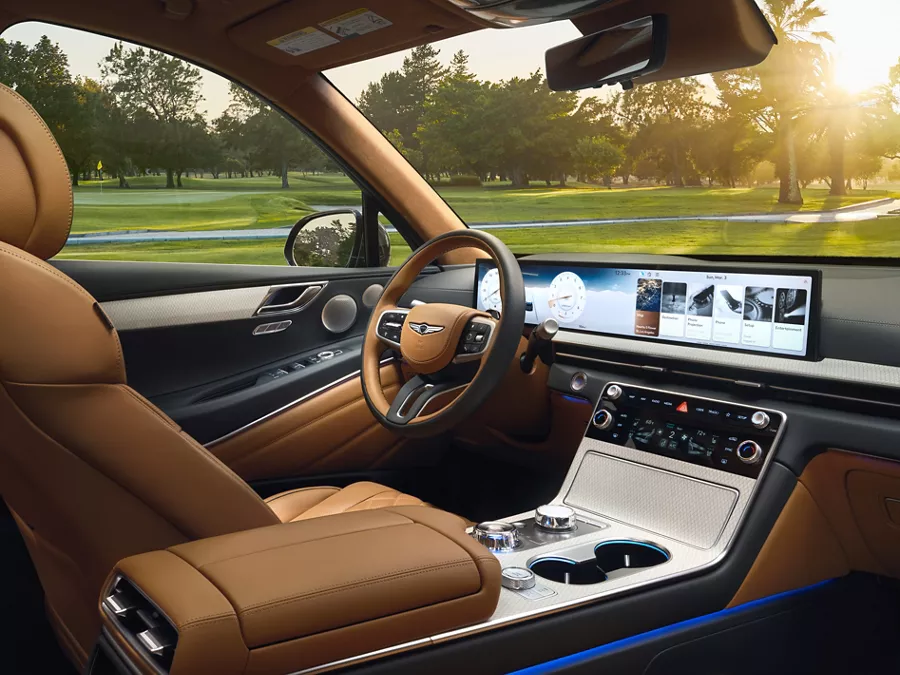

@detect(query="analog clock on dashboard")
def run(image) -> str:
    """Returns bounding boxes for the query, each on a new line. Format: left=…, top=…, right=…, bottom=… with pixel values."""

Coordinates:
left=479, top=267, right=502, bottom=312
left=548, top=271, right=587, bottom=322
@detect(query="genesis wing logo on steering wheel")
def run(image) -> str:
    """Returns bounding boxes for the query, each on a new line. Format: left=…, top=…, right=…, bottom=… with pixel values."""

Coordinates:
left=409, top=322, right=445, bottom=336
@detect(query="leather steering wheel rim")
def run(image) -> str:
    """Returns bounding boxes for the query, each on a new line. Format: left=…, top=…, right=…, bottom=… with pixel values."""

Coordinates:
left=361, top=230, right=525, bottom=438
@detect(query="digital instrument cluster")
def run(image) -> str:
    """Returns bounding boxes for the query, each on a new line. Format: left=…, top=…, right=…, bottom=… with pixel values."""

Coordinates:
left=475, top=260, right=819, bottom=359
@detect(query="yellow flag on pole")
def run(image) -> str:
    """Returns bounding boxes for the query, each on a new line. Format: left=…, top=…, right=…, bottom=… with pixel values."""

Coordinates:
left=97, top=160, right=103, bottom=171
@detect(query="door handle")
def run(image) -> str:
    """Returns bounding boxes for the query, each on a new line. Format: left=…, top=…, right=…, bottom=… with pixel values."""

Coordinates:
left=255, top=282, right=326, bottom=316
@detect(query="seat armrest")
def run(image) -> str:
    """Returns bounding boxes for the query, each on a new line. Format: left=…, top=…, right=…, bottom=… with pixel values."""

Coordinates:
left=100, top=506, right=499, bottom=675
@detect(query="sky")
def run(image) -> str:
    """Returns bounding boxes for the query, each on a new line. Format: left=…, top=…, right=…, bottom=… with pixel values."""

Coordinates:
left=3, top=0, right=898, bottom=118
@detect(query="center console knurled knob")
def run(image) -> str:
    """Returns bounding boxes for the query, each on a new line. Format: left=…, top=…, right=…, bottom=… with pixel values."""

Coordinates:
left=592, top=408, right=613, bottom=430
left=751, top=411, right=770, bottom=429
left=737, top=440, right=763, bottom=465
left=606, top=384, right=623, bottom=400
left=534, top=504, right=577, bottom=531
left=472, top=521, right=520, bottom=552
left=501, top=566, right=536, bottom=591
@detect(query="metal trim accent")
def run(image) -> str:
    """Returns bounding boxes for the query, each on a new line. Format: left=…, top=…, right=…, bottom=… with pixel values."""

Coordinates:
left=252, top=320, right=292, bottom=336
left=554, top=330, right=900, bottom=390
left=255, top=281, right=327, bottom=316
left=204, top=358, right=395, bottom=447
left=409, top=322, right=445, bottom=335
left=321, top=294, right=358, bottom=334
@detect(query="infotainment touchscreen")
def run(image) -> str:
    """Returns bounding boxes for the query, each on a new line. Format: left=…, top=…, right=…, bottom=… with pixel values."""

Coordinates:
left=475, top=261, right=819, bottom=359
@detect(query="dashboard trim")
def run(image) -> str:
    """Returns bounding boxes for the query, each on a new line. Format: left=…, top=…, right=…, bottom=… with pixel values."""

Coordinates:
left=554, top=331, right=900, bottom=390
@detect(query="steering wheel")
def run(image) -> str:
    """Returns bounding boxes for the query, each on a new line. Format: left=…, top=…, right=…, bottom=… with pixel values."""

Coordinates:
left=361, top=230, right=525, bottom=438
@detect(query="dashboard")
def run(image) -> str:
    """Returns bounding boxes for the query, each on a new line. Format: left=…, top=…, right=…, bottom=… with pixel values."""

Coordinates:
left=476, top=260, right=820, bottom=359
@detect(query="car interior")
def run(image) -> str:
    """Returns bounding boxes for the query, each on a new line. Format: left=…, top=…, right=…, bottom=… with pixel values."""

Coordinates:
left=2, top=0, right=900, bottom=674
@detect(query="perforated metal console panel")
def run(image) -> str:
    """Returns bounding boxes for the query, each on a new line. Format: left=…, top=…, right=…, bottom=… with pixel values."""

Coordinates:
left=564, top=452, right=738, bottom=549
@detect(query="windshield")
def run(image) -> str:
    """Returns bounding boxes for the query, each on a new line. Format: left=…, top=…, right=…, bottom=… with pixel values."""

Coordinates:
left=326, top=0, right=900, bottom=261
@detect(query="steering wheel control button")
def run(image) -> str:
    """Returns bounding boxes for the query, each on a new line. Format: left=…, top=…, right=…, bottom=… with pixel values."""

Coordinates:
left=606, top=384, right=623, bottom=400
left=534, top=505, right=577, bottom=531
left=459, top=320, right=493, bottom=357
left=570, top=372, right=588, bottom=392
left=377, top=310, right=408, bottom=345
left=751, top=411, right=770, bottom=429
left=737, top=440, right=763, bottom=465
left=473, top=521, right=520, bottom=552
left=592, top=409, right=614, bottom=430
left=501, top=567, right=536, bottom=591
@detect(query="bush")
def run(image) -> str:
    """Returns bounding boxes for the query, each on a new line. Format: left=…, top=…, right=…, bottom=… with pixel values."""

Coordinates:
left=449, top=174, right=483, bottom=187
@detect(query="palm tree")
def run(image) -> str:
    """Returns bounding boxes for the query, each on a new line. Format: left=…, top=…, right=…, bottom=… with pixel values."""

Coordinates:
left=808, top=55, right=890, bottom=195
left=757, top=0, right=834, bottom=204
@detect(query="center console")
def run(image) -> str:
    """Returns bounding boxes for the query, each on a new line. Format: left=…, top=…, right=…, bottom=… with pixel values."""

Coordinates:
left=461, top=382, right=785, bottom=641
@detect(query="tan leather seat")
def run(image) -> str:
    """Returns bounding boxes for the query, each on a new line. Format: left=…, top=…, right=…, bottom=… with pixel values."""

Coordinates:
left=0, top=84, right=426, bottom=670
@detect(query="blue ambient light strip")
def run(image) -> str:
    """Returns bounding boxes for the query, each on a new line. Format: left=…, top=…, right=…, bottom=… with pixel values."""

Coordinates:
left=508, top=579, right=836, bottom=675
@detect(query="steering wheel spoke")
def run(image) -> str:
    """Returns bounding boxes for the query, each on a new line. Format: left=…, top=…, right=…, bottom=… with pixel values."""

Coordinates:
left=385, top=374, right=468, bottom=425
left=452, top=315, right=497, bottom=363
left=374, top=306, right=410, bottom=349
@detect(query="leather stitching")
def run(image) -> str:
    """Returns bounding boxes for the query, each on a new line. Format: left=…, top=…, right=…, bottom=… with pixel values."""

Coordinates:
left=240, top=560, right=475, bottom=615
left=0, top=85, right=74, bottom=250
left=0, top=244, right=124, bottom=380
left=121, top=385, right=180, bottom=429
left=170, top=520, right=413, bottom=568
left=229, top=381, right=401, bottom=469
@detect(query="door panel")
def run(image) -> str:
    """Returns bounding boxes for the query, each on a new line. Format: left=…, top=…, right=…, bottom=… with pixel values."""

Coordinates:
left=53, top=260, right=426, bottom=460
left=209, top=362, right=441, bottom=481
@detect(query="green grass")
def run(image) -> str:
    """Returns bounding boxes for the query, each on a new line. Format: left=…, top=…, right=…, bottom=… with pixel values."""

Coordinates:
left=436, top=185, right=895, bottom=224
left=72, top=193, right=315, bottom=233
left=54, top=216, right=900, bottom=266
left=70, top=174, right=899, bottom=236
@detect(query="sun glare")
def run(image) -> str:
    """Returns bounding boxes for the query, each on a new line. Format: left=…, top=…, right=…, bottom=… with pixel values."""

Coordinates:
left=815, top=0, right=899, bottom=94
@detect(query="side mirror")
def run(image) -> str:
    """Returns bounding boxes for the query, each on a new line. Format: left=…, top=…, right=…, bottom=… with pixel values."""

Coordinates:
left=283, top=209, right=391, bottom=267
left=545, top=16, right=667, bottom=91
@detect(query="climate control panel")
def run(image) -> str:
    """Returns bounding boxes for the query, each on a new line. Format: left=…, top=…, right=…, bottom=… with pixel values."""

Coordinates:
left=586, top=383, right=784, bottom=479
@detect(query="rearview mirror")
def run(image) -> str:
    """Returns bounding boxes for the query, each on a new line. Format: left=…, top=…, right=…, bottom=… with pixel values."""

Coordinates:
left=545, top=15, right=667, bottom=91
left=283, top=209, right=392, bottom=267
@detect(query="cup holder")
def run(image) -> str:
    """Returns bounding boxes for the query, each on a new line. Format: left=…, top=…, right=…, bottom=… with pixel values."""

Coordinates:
left=594, top=541, right=669, bottom=573
left=530, top=541, right=669, bottom=585
left=529, top=557, right=607, bottom=585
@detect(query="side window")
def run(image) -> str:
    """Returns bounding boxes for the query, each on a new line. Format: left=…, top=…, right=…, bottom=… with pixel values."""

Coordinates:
left=0, top=23, right=393, bottom=267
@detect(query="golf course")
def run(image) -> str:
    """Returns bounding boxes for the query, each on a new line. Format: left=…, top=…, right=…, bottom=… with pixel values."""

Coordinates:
left=57, top=174, right=900, bottom=266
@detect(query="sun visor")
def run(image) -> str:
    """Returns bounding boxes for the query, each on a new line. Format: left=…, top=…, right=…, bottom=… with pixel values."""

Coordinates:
left=569, top=0, right=776, bottom=85
left=227, top=0, right=485, bottom=71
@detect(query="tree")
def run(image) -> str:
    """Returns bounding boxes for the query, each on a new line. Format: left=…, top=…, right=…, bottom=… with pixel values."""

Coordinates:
left=757, top=0, right=833, bottom=203
left=615, top=78, right=708, bottom=187
left=358, top=44, right=446, bottom=170
left=572, top=136, right=623, bottom=185
left=215, top=83, right=322, bottom=188
left=101, top=42, right=205, bottom=187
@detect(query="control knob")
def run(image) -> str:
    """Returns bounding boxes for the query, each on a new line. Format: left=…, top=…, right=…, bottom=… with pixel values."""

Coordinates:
left=501, top=567, right=536, bottom=591
left=472, top=521, right=519, bottom=552
left=736, top=440, right=763, bottom=465
left=535, top=504, right=577, bottom=531
left=592, top=409, right=613, bottom=430
left=751, top=411, right=770, bottom=429
left=606, top=384, right=623, bottom=400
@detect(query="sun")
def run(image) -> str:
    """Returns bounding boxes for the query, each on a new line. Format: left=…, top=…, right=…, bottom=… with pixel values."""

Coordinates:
left=816, top=0, right=899, bottom=95
left=831, top=48, right=890, bottom=94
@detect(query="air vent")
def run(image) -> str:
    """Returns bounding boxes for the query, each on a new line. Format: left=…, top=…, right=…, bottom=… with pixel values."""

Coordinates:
left=103, top=576, right=178, bottom=673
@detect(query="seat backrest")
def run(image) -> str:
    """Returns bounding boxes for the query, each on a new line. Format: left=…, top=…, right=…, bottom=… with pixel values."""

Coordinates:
left=0, top=84, right=279, bottom=667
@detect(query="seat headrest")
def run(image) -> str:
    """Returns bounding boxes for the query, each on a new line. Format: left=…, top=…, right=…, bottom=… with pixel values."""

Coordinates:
left=0, top=84, right=73, bottom=260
